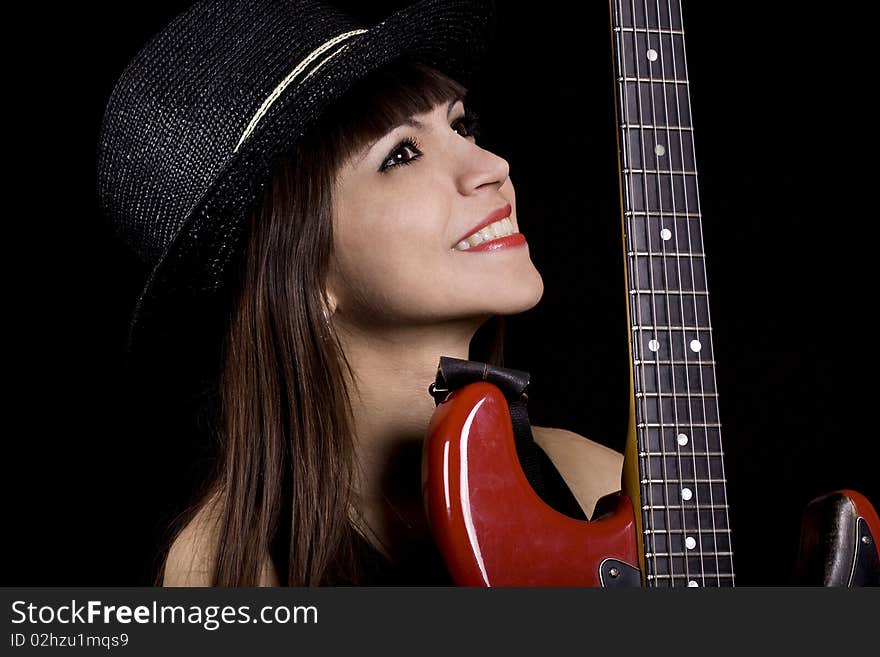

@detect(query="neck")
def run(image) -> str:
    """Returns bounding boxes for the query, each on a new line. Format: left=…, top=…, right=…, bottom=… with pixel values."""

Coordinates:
left=332, top=313, right=490, bottom=556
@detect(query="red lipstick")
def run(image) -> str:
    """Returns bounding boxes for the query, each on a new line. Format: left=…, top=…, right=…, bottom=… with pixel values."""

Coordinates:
left=464, top=232, right=526, bottom=252
left=452, top=203, right=513, bottom=247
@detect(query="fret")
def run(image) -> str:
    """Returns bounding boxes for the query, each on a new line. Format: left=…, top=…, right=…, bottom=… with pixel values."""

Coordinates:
left=624, top=172, right=700, bottom=213
left=624, top=168, right=697, bottom=176
left=619, top=76, right=688, bottom=85
left=622, top=128, right=697, bottom=171
left=649, top=556, right=735, bottom=582
left=641, top=478, right=726, bottom=484
left=648, top=574, right=736, bottom=588
left=644, top=523, right=733, bottom=548
left=636, top=392, right=719, bottom=399
left=627, top=218, right=704, bottom=255
left=646, top=507, right=730, bottom=532
left=639, top=427, right=723, bottom=453
left=645, top=528, right=732, bottom=535
left=645, top=533, right=733, bottom=559
left=643, top=503, right=729, bottom=510
left=632, top=325, right=712, bottom=331
left=621, top=123, right=692, bottom=131
left=643, top=465, right=726, bottom=484
left=635, top=363, right=718, bottom=395
left=649, top=573, right=735, bottom=581
left=614, top=1, right=684, bottom=32
left=633, top=328, right=714, bottom=361
left=630, top=289, right=708, bottom=295
left=634, top=373, right=719, bottom=397
left=618, top=30, right=688, bottom=80
left=633, top=293, right=711, bottom=330
left=634, top=359, right=715, bottom=365
left=646, top=552, right=734, bottom=558
left=649, top=569, right=735, bottom=584
left=641, top=454, right=726, bottom=481
left=615, top=27, right=685, bottom=36
left=640, top=451, right=725, bottom=457
left=642, top=481, right=728, bottom=503
left=621, top=81, right=692, bottom=128
left=636, top=422, right=721, bottom=429
left=628, top=251, right=705, bottom=258
left=630, top=255, right=708, bottom=292
left=625, top=211, right=701, bottom=218
left=636, top=396, right=719, bottom=425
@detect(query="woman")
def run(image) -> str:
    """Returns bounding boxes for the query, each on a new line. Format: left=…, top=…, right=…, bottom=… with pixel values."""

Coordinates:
left=98, top=0, right=623, bottom=586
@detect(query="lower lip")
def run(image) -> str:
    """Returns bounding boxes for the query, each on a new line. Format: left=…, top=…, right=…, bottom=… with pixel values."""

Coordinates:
left=456, top=233, right=527, bottom=253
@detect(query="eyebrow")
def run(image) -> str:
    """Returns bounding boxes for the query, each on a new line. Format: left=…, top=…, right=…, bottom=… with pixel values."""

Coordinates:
left=355, top=96, right=464, bottom=164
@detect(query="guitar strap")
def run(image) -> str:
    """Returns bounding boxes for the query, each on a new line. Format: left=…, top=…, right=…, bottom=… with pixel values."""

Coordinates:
left=428, top=356, right=588, bottom=521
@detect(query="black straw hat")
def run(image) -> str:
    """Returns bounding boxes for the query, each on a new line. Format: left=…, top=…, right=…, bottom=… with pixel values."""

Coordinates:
left=96, top=0, right=497, bottom=376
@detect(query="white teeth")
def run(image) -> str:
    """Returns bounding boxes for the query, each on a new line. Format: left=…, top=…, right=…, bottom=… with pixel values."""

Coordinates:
left=454, top=216, right=516, bottom=251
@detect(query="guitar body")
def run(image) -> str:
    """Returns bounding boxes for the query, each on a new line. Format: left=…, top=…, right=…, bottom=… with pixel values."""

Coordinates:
left=423, top=381, right=638, bottom=586
left=794, top=490, right=880, bottom=586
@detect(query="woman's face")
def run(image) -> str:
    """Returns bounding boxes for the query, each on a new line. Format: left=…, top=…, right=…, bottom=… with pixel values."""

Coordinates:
left=327, top=96, right=544, bottom=327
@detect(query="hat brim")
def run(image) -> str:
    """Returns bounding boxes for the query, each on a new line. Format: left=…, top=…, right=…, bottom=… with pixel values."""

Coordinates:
left=123, top=0, right=497, bottom=379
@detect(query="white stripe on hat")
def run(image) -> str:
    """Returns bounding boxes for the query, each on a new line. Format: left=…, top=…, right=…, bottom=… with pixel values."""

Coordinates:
left=234, top=28, right=368, bottom=153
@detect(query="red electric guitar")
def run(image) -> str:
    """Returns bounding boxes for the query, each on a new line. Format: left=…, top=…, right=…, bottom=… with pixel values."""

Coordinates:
left=422, top=0, right=879, bottom=586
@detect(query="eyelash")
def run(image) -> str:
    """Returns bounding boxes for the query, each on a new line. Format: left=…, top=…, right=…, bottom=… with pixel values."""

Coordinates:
left=379, top=110, right=483, bottom=173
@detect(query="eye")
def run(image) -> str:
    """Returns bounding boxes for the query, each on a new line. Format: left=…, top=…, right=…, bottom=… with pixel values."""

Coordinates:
left=379, top=136, right=422, bottom=173
left=452, top=109, right=482, bottom=141
left=378, top=109, right=484, bottom=174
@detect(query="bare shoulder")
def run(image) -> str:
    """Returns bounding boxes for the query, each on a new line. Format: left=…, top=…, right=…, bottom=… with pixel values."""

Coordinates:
left=161, top=490, right=224, bottom=587
left=531, top=425, right=624, bottom=519
left=161, top=490, right=280, bottom=587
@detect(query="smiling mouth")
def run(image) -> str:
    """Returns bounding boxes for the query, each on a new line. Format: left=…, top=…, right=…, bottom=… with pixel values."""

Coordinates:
left=452, top=217, right=518, bottom=251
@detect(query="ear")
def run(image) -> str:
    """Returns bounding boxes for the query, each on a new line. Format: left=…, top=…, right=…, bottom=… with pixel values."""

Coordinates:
left=323, top=289, right=338, bottom=316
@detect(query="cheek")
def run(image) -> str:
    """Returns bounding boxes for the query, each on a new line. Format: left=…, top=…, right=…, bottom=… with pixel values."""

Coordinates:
left=332, top=218, right=446, bottom=311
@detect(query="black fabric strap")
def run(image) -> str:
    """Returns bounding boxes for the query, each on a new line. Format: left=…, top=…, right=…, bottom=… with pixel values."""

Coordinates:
left=429, top=357, right=587, bottom=521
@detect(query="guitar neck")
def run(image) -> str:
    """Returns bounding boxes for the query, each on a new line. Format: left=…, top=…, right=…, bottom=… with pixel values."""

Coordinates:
left=610, top=0, right=735, bottom=587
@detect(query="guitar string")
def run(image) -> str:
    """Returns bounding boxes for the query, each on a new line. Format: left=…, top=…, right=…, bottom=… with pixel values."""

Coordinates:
left=645, top=0, right=704, bottom=586
left=673, top=0, right=734, bottom=585
left=653, top=0, right=707, bottom=585
left=628, top=0, right=663, bottom=586
left=642, top=0, right=689, bottom=586
left=620, top=0, right=660, bottom=584
left=632, top=0, right=678, bottom=586
left=664, top=0, right=714, bottom=584
left=649, top=0, right=693, bottom=587
left=653, top=0, right=700, bottom=586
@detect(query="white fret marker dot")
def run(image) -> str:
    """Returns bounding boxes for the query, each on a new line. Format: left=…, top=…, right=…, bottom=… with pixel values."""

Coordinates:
left=690, top=339, right=702, bottom=352
left=647, top=48, right=658, bottom=62
left=655, top=144, right=666, bottom=157
left=685, top=536, right=697, bottom=550
left=660, top=228, right=672, bottom=241
left=648, top=339, right=660, bottom=352
left=677, top=433, right=689, bottom=446
left=688, top=580, right=699, bottom=587
left=681, top=487, right=693, bottom=501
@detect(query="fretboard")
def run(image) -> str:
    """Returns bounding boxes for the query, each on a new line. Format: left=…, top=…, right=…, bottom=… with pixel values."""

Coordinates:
left=610, top=0, right=735, bottom=587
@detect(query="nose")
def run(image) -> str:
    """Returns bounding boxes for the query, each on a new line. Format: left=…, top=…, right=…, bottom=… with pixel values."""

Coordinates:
left=457, top=141, right=511, bottom=194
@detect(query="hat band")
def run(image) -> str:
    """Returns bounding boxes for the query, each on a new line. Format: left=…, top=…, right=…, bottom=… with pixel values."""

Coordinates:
left=233, top=28, right=369, bottom=153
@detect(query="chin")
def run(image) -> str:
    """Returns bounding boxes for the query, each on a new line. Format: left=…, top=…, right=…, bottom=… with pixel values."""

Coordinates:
left=493, top=270, right=545, bottom=315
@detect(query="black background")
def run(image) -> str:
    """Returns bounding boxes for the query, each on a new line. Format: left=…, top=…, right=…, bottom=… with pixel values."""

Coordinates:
left=7, top=1, right=875, bottom=586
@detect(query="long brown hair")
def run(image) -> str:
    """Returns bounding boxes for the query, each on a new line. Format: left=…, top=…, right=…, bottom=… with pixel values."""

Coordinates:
left=155, top=58, right=506, bottom=586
